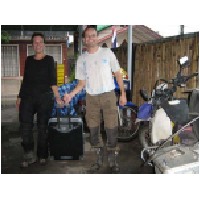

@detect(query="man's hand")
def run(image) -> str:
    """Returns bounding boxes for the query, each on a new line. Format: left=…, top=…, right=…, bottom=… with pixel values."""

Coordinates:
left=119, top=93, right=127, bottom=106
left=64, top=93, right=73, bottom=105
left=114, top=70, right=127, bottom=106
left=63, top=80, right=85, bottom=105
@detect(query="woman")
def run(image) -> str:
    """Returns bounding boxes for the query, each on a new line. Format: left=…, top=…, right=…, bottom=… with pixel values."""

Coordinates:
left=16, top=32, right=62, bottom=167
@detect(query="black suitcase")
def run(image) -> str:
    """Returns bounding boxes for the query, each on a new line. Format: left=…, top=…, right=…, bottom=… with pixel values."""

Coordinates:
left=48, top=108, right=83, bottom=160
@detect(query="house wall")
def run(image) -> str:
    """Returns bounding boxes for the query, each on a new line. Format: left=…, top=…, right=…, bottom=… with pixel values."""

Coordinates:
left=1, top=39, right=68, bottom=104
left=2, top=39, right=68, bottom=76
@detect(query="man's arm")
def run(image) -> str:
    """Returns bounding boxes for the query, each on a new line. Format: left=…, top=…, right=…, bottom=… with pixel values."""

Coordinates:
left=115, top=71, right=125, bottom=96
left=64, top=80, right=86, bottom=103
left=71, top=80, right=86, bottom=97
left=114, top=70, right=127, bottom=106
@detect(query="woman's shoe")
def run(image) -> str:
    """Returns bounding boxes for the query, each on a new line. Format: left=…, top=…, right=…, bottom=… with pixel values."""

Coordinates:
left=20, top=151, right=36, bottom=168
left=20, top=158, right=37, bottom=168
left=39, top=158, right=47, bottom=166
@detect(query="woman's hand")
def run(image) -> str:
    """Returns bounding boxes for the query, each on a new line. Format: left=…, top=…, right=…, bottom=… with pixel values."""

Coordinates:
left=56, top=96, right=64, bottom=106
left=16, top=97, right=21, bottom=110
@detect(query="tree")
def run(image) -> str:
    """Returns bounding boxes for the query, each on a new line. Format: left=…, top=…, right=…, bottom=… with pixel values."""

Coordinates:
left=1, top=31, right=10, bottom=43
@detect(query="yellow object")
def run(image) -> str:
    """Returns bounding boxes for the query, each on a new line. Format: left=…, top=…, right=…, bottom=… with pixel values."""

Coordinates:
left=120, top=68, right=128, bottom=79
left=171, top=122, right=181, bottom=144
left=173, top=135, right=181, bottom=144
left=57, top=64, right=65, bottom=86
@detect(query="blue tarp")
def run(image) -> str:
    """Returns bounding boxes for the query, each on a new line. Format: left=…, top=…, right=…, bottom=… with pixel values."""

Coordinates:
left=52, top=78, right=133, bottom=117
left=137, top=103, right=152, bottom=120
left=51, top=80, right=86, bottom=117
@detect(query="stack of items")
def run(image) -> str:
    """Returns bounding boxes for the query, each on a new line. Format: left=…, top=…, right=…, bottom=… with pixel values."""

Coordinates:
left=51, top=80, right=86, bottom=117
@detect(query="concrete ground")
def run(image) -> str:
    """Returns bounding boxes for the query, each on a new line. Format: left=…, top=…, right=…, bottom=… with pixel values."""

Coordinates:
left=1, top=102, right=154, bottom=174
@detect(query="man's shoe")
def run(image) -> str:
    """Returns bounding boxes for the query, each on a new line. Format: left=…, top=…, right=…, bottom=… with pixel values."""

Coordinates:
left=89, top=162, right=100, bottom=172
left=111, top=165, right=120, bottom=173
left=97, top=147, right=104, bottom=166
left=108, top=150, right=120, bottom=173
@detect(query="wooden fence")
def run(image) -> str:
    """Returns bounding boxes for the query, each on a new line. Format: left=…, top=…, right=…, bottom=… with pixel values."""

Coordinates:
left=113, top=32, right=199, bottom=106
left=133, top=33, right=199, bottom=106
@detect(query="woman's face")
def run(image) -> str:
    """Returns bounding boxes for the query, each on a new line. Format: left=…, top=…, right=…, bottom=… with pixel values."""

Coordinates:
left=32, top=36, right=45, bottom=54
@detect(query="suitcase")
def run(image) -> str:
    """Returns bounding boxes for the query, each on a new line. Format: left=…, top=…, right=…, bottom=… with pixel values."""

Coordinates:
left=152, top=144, right=199, bottom=174
left=48, top=107, right=83, bottom=160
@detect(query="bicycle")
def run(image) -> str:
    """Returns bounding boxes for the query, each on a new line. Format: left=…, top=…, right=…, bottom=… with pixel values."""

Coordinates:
left=113, top=77, right=140, bottom=142
left=117, top=101, right=140, bottom=142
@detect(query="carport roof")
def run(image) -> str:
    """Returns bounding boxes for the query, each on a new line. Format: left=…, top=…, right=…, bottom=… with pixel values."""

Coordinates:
left=1, top=25, right=111, bottom=32
left=1, top=25, right=79, bottom=32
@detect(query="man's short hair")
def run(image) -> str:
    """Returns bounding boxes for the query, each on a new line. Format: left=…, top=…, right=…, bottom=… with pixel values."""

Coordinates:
left=83, top=25, right=98, bottom=38
left=85, top=25, right=97, bottom=31
left=31, top=32, right=45, bottom=43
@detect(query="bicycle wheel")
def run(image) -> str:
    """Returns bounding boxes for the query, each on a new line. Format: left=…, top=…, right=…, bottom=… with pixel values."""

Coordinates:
left=139, top=122, right=151, bottom=148
left=118, top=106, right=139, bottom=142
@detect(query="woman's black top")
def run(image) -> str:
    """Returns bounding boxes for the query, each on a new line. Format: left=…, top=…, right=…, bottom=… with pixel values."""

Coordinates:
left=19, top=55, right=57, bottom=98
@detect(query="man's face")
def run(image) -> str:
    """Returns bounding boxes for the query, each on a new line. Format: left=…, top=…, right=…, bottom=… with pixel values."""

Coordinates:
left=32, top=36, right=45, bottom=54
left=84, top=28, right=98, bottom=48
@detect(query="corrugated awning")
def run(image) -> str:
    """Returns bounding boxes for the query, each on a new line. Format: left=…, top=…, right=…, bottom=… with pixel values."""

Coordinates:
left=97, top=25, right=111, bottom=31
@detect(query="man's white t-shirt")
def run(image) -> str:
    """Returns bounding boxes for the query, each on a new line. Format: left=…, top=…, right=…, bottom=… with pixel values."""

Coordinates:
left=76, top=47, right=120, bottom=95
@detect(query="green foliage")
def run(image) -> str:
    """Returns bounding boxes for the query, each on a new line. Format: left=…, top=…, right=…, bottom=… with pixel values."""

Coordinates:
left=1, top=31, right=10, bottom=43
left=68, top=55, right=78, bottom=83
left=69, top=68, right=75, bottom=83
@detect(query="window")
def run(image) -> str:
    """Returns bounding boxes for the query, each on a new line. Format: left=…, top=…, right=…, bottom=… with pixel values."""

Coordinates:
left=1, top=45, right=19, bottom=77
left=27, top=44, right=62, bottom=64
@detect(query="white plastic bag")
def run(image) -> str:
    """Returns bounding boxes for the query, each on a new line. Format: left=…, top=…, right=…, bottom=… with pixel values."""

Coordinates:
left=151, top=108, right=172, bottom=144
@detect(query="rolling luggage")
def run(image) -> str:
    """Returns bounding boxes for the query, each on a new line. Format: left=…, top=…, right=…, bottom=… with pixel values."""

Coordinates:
left=48, top=107, right=83, bottom=160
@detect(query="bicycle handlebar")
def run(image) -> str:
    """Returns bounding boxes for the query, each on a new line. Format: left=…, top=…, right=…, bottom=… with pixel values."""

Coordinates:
left=140, top=72, right=198, bottom=102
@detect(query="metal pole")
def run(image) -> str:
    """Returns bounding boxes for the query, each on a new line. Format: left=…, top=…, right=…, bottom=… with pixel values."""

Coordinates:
left=21, top=25, right=24, bottom=37
left=78, top=25, right=83, bottom=55
left=180, top=25, right=184, bottom=35
left=127, top=25, right=132, bottom=89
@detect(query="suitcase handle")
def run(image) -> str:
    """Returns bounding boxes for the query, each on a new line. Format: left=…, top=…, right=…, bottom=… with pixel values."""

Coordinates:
left=56, top=104, right=71, bottom=130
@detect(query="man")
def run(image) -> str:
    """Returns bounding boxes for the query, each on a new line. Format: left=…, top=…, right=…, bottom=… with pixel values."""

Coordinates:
left=16, top=32, right=62, bottom=167
left=64, top=26, right=126, bottom=173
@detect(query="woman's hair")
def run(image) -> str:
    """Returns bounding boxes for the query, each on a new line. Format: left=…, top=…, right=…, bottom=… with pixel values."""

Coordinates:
left=31, top=32, right=45, bottom=43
